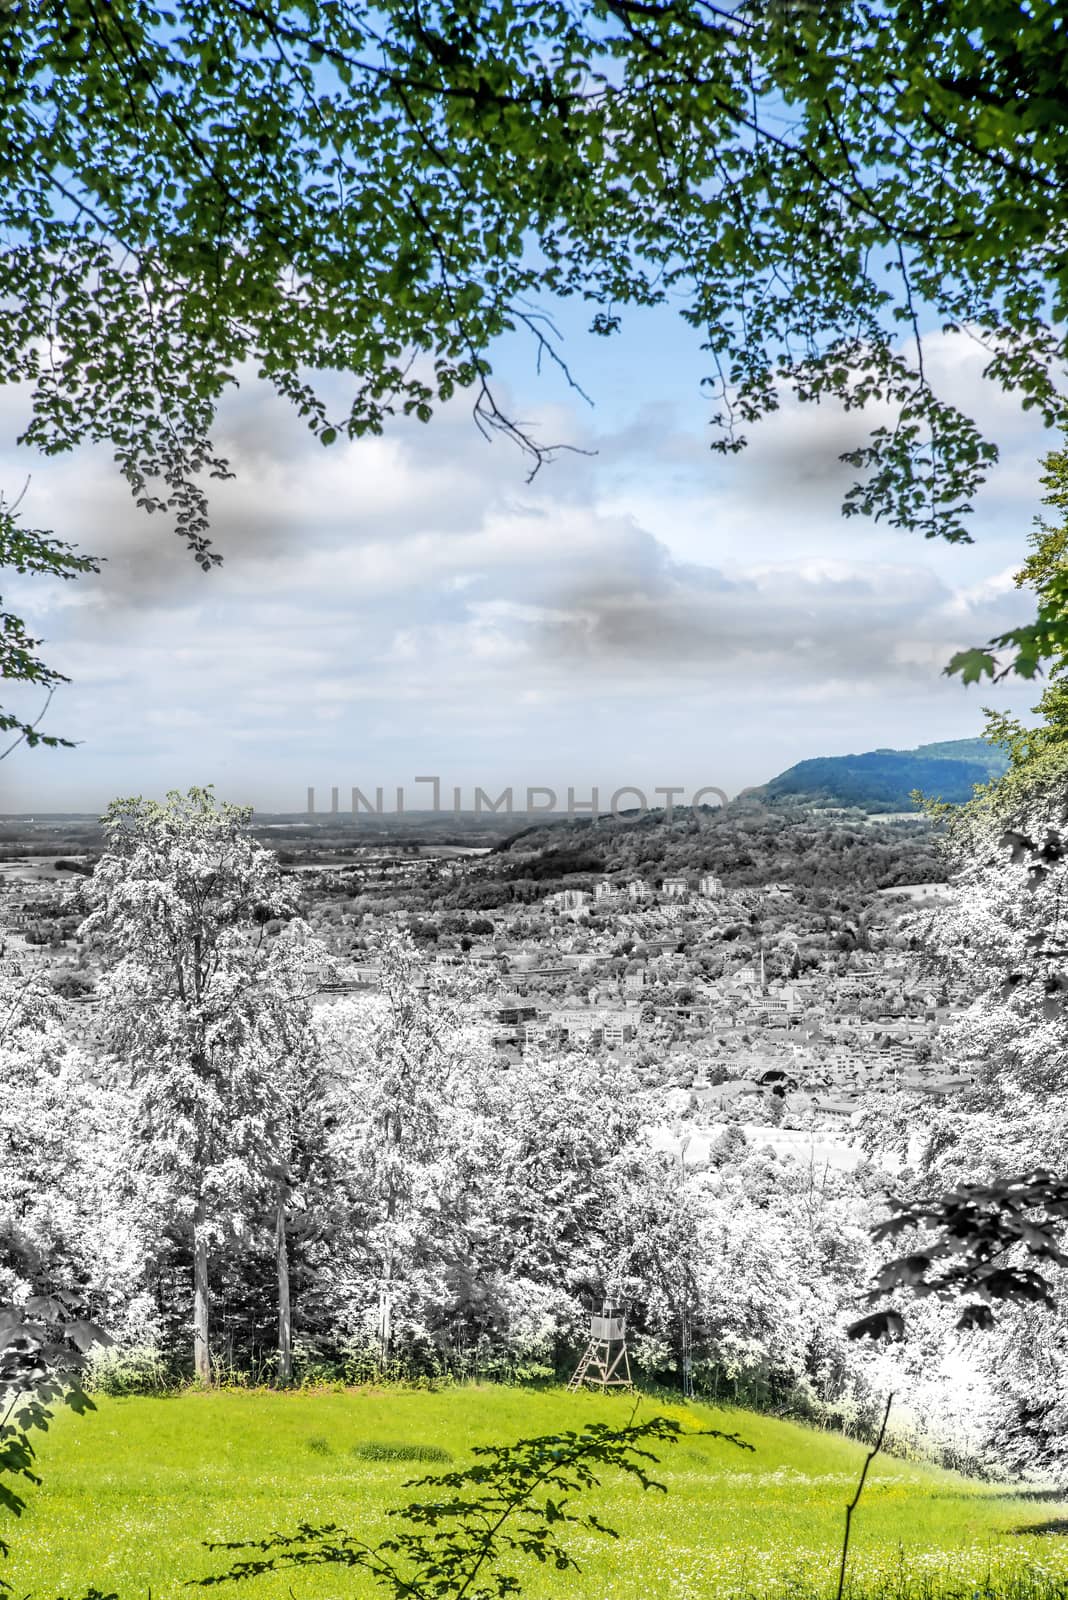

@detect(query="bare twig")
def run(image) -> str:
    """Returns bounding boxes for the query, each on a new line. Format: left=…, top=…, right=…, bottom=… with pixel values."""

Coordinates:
left=0, top=686, right=60, bottom=762
left=836, top=1392, right=893, bottom=1600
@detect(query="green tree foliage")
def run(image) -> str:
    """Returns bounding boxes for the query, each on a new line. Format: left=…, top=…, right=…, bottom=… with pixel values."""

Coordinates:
left=6, top=1, right=1068, bottom=695
left=196, top=1416, right=750, bottom=1600
left=0, top=1295, right=109, bottom=1587
left=949, top=440, right=1068, bottom=685
left=0, top=486, right=98, bottom=754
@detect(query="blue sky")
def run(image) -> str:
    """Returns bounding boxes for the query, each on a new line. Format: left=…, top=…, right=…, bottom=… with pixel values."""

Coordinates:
left=1, top=303, right=1051, bottom=814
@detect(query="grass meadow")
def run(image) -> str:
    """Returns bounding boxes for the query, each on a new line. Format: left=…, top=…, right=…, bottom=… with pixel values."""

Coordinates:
left=9, top=1385, right=1068, bottom=1600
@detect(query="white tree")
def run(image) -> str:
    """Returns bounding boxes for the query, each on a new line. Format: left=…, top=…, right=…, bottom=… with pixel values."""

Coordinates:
left=78, top=788, right=324, bottom=1382
left=476, top=1047, right=647, bottom=1346
left=864, top=758, right=1068, bottom=1470
left=319, top=934, right=488, bottom=1370
left=0, top=970, right=128, bottom=1316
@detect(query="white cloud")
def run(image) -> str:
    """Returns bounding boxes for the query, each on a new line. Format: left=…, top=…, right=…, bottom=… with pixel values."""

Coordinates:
left=1, top=325, right=1054, bottom=811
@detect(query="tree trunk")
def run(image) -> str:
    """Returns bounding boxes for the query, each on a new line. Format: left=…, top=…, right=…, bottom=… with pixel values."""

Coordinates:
left=379, top=1113, right=399, bottom=1372
left=193, top=1199, right=211, bottom=1384
left=276, top=1188, right=292, bottom=1384
left=679, top=1302, right=693, bottom=1399
left=378, top=1281, right=392, bottom=1373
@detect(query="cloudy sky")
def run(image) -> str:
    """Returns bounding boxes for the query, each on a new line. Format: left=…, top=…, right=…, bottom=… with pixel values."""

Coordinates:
left=1, top=302, right=1051, bottom=815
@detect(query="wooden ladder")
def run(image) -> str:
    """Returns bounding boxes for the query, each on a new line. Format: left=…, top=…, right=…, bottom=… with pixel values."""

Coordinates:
left=567, top=1345, right=596, bottom=1392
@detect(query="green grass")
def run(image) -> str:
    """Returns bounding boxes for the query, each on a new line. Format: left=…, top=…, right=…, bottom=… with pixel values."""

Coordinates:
left=348, top=1438, right=453, bottom=1462
left=8, top=1385, right=1068, bottom=1600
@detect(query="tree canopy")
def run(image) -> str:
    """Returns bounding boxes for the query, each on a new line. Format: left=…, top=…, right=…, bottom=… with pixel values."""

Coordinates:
left=79, top=786, right=323, bottom=1382
left=0, top=486, right=98, bottom=752
left=5, top=0, right=1068, bottom=742
left=949, top=440, right=1068, bottom=687
left=850, top=511, right=1068, bottom=1387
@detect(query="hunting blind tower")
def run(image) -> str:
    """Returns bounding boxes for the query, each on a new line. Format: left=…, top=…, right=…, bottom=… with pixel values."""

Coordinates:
left=567, top=1303, right=633, bottom=1392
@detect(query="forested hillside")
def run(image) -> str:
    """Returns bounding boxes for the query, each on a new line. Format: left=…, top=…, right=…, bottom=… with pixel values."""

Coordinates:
left=755, top=739, right=1009, bottom=812
left=487, top=805, right=945, bottom=894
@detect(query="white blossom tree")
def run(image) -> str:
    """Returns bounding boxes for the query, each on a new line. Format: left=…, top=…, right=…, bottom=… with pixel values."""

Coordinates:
left=319, top=935, right=489, bottom=1371
left=77, top=788, right=325, bottom=1383
left=474, top=1046, right=647, bottom=1359
left=856, top=730, right=1068, bottom=1468
left=0, top=969, right=126, bottom=1314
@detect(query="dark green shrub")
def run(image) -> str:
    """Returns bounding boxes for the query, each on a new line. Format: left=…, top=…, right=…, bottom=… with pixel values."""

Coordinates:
left=350, top=1440, right=453, bottom=1463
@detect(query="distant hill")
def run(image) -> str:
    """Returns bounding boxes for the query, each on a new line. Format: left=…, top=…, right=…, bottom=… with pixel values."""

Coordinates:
left=755, top=737, right=1009, bottom=812
left=480, top=804, right=946, bottom=905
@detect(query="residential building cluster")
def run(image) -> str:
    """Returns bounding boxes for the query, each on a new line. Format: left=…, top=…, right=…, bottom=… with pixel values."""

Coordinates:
left=0, top=843, right=970, bottom=1151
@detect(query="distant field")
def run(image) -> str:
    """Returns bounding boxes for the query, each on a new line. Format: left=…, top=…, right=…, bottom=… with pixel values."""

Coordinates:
left=8, top=1386, right=1068, bottom=1600
left=0, top=857, right=77, bottom=883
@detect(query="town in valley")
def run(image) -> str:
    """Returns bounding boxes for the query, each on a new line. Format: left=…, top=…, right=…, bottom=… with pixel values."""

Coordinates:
left=0, top=801, right=967, bottom=1171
